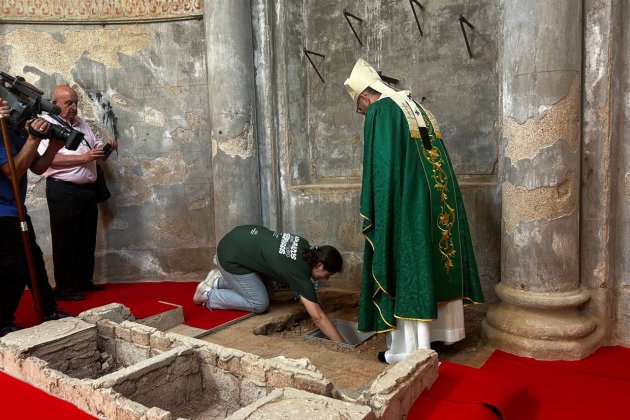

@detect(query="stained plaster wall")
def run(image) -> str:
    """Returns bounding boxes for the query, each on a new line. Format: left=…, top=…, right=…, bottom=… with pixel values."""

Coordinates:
left=261, top=0, right=501, bottom=297
left=0, top=20, right=213, bottom=282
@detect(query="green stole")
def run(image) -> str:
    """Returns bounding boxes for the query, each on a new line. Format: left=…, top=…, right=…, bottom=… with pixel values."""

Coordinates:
left=358, top=97, right=484, bottom=333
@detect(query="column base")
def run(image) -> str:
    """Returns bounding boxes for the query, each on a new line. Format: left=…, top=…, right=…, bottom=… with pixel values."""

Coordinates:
left=481, top=283, right=602, bottom=360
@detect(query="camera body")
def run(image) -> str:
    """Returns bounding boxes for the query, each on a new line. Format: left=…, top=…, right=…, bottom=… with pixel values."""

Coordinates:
left=0, top=72, right=83, bottom=150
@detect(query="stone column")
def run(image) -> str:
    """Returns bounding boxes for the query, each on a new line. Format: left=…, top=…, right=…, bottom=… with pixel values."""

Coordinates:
left=482, top=0, right=598, bottom=359
left=581, top=0, right=621, bottom=347
left=203, top=1, right=262, bottom=240
left=252, top=0, right=281, bottom=230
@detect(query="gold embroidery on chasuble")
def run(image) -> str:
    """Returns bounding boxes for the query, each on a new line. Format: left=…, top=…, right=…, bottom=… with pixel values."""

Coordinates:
left=396, top=99, right=457, bottom=274
left=421, top=124, right=457, bottom=274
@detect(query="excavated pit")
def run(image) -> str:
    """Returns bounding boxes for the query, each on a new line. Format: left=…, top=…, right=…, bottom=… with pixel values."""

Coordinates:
left=304, top=320, right=374, bottom=348
left=203, top=290, right=389, bottom=394
left=105, top=347, right=240, bottom=419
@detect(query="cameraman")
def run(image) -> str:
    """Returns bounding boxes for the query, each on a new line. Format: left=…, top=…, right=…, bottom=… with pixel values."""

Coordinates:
left=38, top=85, right=117, bottom=301
left=0, top=98, right=70, bottom=337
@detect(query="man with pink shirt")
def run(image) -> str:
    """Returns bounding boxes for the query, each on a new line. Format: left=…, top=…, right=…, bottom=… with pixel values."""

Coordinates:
left=38, top=85, right=118, bottom=301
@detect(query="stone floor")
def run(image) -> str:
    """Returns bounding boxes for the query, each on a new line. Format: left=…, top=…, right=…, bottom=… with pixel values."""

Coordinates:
left=170, top=289, right=496, bottom=394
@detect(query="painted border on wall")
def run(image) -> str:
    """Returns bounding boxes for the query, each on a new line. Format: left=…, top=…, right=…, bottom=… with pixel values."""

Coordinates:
left=1, top=0, right=203, bottom=23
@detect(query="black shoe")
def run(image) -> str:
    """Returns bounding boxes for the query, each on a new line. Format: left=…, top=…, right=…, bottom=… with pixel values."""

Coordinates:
left=80, top=283, right=105, bottom=291
left=44, top=311, right=71, bottom=321
left=378, top=351, right=387, bottom=364
left=55, top=291, right=85, bottom=301
left=0, top=325, right=21, bottom=337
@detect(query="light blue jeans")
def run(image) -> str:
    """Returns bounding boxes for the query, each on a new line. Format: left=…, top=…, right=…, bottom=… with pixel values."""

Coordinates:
left=206, top=261, right=274, bottom=314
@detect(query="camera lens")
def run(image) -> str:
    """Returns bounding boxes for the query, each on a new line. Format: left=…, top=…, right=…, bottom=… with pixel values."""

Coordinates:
left=47, top=124, right=84, bottom=151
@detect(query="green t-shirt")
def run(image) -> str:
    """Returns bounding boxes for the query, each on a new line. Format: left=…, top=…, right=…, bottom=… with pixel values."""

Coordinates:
left=217, top=225, right=318, bottom=303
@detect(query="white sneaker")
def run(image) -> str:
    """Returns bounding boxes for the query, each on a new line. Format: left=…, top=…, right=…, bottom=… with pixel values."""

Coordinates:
left=193, top=269, right=221, bottom=305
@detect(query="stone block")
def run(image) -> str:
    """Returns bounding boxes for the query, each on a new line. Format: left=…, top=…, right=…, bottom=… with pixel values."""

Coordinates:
left=145, top=406, right=173, bottom=420
left=149, top=331, right=173, bottom=352
left=0, top=347, right=21, bottom=376
left=361, top=349, right=438, bottom=419
left=293, top=373, right=333, bottom=396
left=239, top=378, right=268, bottom=406
left=97, top=319, right=117, bottom=339
left=226, top=388, right=375, bottom=420
left=18, top=356, right=50, bottom=390
left=115, top=397, right=150, bottom=420
left=266, top=369, right=294, bottom=388
left=79, top=303, right=134, bottom=324
left=130, top=324, right=153, bottom=347
left=237, top=355, right=266, bottom=383
left=194, top=344, right=219, bottom=366
left=138, top=304, right=184, bottom=331
left=1, top=318, right=96, bottom=358
left=114, top=324, right=131, bottom=343
left=53, top=375, right=97, bottom=411
left=217, top=352, right=243, bottom=374
left=95, top=388, right=122, bottom=420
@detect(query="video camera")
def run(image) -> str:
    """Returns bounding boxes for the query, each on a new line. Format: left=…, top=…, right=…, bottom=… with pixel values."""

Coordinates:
left=0, top=72, right=83, bottom=150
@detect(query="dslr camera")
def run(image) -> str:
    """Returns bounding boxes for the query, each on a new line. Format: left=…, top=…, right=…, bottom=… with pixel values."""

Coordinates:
left=0, top=72, right=83, bottom=150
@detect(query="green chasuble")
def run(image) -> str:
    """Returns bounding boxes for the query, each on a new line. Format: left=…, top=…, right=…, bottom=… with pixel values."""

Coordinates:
left=358, top=97, right=484, bottom=333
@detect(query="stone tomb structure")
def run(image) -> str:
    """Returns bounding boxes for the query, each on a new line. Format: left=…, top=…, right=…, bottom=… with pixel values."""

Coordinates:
left=0, top=304, right=437, bottom=419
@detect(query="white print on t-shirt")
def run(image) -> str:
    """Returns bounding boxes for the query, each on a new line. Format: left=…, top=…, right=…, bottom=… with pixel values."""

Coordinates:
left=278, top=232, right=299, bottom=260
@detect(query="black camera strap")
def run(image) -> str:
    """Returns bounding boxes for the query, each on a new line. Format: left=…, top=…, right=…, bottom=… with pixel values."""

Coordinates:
left=49, top=114, right=71, bottom=128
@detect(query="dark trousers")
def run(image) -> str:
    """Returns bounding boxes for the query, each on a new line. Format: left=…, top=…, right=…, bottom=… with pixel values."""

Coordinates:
left=46, top=178, right=98, bottom=294
left=0, top=216, right=57, bottom=328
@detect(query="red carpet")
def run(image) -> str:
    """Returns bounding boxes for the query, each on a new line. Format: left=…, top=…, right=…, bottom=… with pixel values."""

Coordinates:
left=15, top=281, right=250, bottom=331
left=408, top=346, right=630, bottom=419
left=0, top=370, right=97, bottom=419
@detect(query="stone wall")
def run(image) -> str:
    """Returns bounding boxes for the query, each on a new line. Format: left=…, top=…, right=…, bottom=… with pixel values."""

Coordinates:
left=0, top=3, right=213, bottom=283
left=256, top=0, right=501, bottom=297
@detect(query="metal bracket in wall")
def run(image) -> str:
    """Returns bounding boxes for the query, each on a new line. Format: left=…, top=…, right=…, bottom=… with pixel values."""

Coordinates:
left=343, top=9, right=364, bottom=46
left=459, top=14, right=475, bottom=58
left=409, top=0, right=425, bottom=36
left=303, top=49, right=326, bottom=83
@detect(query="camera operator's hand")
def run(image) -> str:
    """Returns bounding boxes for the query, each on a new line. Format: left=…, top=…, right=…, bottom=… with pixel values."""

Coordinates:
left=26, top=118, right=49, bottom=143
left=107, top=138, right=118, bottom=150
left=28, top=118, right=65, bottom=152
left=0, top=98, right=9, bottom=119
